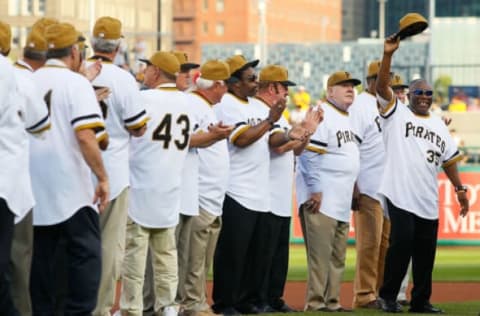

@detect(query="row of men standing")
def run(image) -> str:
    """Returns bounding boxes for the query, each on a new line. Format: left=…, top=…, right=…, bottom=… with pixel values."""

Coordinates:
left=0, top=15, right=324, bottom=316
left=0, top=15, right=470, bottom=316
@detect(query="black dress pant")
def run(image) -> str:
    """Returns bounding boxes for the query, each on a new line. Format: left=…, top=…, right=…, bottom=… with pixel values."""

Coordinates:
left=379, top=199, right=438, bottom=309
left=30, top=206, right=101, bottom=316
left=248, top=213, right=290, bottom=308
left=212, top=195, right=260, bottom=312
left=0, top=198, right=20, bottom=316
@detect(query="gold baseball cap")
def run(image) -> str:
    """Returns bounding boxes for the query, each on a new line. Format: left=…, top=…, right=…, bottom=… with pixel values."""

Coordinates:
left=25, top=29, right=47, bottom=51
left=391, top=74, right=409, bottom=89
left=140, top=51, right=180, bottom=75
left=0, top=21, right=12, bottom=54
left=31, top=17, right=59, bottom=35
left=45, top=23, right=83, bottom=50
left=93, top=16, right=123, bottom=40
left=395, top=13, right=428, bottom=40
left=327, top=71, right=361, bottom=88
left=367, top=60, right=381, bottom=78
left=259, top=65, right=296, bottom=86
left=226, top=55, right=259, bottom=75
left=199, top=60, right=230, bottom=81
left=172, top=50, right=199, bottom=71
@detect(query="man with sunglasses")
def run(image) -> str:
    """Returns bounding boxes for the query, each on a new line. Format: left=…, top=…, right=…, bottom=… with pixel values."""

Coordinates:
left=349, top=60, right=391, bottom=310
left=375, top=35, right=469, bottom=314
left=212, top=56, right=288, bottom=315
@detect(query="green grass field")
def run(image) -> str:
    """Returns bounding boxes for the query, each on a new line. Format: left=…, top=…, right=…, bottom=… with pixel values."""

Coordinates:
left=287, top=245, right=480, bottom=282
left=261, top=302, right=480, bottom=316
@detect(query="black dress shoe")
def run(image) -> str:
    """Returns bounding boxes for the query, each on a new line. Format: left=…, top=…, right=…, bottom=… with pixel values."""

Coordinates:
left=256, top=304, right=276, bottom=313
left=409, top=303, right=444, bottom=314
left=378, top=297, right=403, bottom=313
left=273, top=303, right=297, bottom=313
left=236, top=303, right=261, bottom=314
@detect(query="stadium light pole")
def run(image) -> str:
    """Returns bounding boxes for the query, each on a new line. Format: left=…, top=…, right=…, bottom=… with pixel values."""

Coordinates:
left=427, top=0, right=435, bottom=83
left=378, top=0, right=387, bottom=39
left=258, top=0, right=268, bottom=66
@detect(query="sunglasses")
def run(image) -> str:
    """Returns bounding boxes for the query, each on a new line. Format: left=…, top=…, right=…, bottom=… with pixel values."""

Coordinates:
left=412, top=89, right=433, bottom=96
left=243, top=74, right=257, bottom=82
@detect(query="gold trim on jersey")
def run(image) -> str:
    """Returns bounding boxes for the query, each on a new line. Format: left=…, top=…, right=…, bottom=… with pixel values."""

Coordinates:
left=191, top=91, right=214, bottom=106
left=228, top=92, right=248, bottom=104
left=157, top=86, right=178, bottom=91
left=270, top=129, right=284, bottom=135
left=442, top=154, right=463, bottom=168
left=305, top=145, right=327, bottom=154
left=96, top=131, right=108, bottom=143
left=380, top=96, right=396, bottom=114
left=230, top=124, right=250, bottom=143
left=14, top=62, right=32, bottom=71
left=325, top=101, right=348, bottom=116
left=43, top=65, right=68, bottom=69
left=412, top=111, right=430, bottom=118
left=30, top=123, right=51, bottom=134
left=126, top=117, right=149, bottom=130
left=74, top=122, right=105, bottom=132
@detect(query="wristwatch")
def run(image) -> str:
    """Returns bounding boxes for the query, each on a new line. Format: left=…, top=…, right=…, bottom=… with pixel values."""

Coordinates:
left=455, top=185, right=468, bottom=193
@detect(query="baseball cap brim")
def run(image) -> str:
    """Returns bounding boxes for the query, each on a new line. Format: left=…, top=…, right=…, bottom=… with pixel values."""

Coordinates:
left=392, top=84, right=409, bottom=89
left=139, top=58, right=152, bottom=65
left=280, top=80, right=296, bottom=86
left=227, top=59, right=260, bottom=83
left=336, top=78, right=361, bottom=86
left=180, top=62, right=200, bottom=72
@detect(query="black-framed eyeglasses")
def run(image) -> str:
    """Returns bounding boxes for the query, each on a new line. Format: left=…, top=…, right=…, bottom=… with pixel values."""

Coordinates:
left=412, top=89, right=433, bottom=96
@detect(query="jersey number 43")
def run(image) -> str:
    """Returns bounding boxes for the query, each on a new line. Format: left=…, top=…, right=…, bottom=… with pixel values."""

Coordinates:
left=152, top=113, right=190, bottom=150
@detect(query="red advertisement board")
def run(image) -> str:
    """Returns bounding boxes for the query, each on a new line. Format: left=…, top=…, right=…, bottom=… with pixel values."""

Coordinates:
left=291, top=172, right=480, bottom=244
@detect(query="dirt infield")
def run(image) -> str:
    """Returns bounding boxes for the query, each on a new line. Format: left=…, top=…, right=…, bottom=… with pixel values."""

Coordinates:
left=204, top=281, right=480, bottom=309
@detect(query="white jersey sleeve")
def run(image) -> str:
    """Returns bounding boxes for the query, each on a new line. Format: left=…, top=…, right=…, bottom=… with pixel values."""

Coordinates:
left=69, top=79, right=107, bottom=141
left=120, top=76, right=149, bottom=131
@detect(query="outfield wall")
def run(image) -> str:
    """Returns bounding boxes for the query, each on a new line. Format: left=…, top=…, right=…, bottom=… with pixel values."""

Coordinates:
left=290, top=167, right=480, bottom=246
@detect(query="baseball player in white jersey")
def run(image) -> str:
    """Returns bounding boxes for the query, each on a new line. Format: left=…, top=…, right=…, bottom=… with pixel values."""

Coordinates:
left=0, top=20, right=51, bottom=316
left=349, top=60, right=391, bottom=309
left=248, top=65, right=322, bottom=313
left=296, top=71, right=361, bottom=312
left=389, top=72, right=412, bottom=306
left=85, top=16, right=149, bottom=316
left=177, top=60, right=234, bottom=316
left=120, top=51, right=189, bottom=316
left=172, top=50, right=201, bottom=311
left=0, top=47, right=47, bottom=315
left=375, top=35, right=468, bottom=314
left=212, top=55, right=290, bottom=315
left=29, top=22, right=109, bottom=315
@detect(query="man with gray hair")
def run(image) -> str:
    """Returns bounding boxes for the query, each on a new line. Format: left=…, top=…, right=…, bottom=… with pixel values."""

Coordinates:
left=179, top=60, right=233, bottom=316
left=87, top=16, right=149, bottom=316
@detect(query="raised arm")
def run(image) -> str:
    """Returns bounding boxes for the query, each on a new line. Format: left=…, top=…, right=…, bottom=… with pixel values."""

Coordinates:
left=376, top=35, right=400, bottom=103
